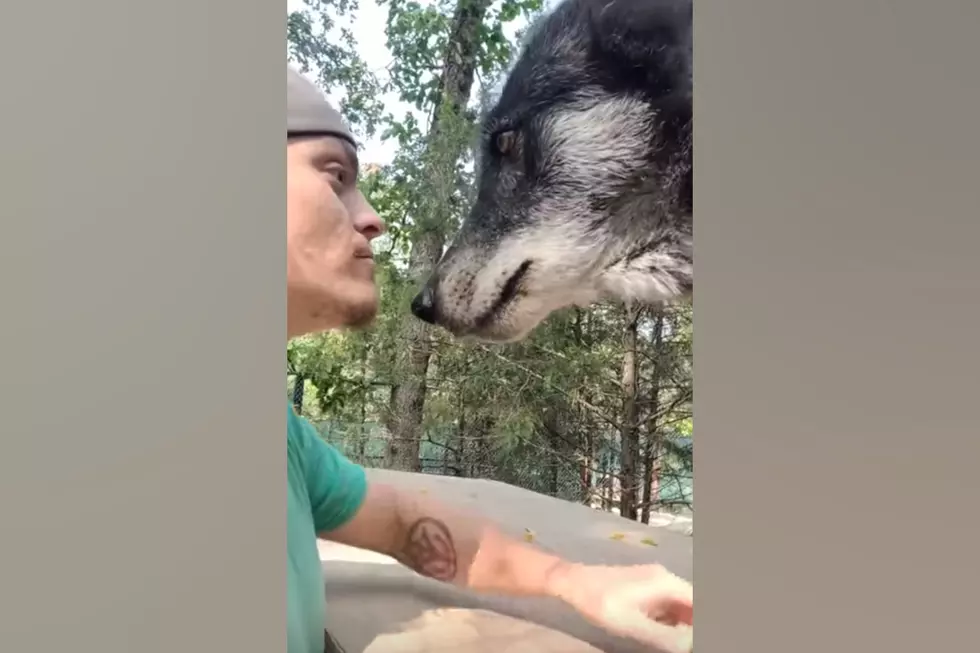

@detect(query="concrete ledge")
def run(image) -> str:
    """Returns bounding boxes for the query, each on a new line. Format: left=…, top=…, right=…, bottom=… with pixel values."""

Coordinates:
left=319, top=469, right=693, bottom=653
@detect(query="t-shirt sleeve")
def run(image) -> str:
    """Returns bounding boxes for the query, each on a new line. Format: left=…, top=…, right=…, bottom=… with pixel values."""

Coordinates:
left=292, top=411, right=369, bottom=533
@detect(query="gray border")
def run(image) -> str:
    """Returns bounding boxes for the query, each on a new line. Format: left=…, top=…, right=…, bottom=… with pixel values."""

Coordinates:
left=0, top=0, right=285, bottom=650
left=3, top=0, right=979, bottom=651
left=696, top=0, right=979, bottom=650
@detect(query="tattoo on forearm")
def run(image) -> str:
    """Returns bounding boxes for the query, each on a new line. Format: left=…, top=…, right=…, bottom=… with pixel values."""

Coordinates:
left=396, top=517, right=458, bottom=582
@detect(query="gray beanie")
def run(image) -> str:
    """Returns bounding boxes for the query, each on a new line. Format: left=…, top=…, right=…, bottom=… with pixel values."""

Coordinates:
left=287, top=65, right=355, bottom=145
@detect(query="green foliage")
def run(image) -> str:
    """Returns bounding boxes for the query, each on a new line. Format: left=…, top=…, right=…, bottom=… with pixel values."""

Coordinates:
left=287, top=0, right=386, bottom=137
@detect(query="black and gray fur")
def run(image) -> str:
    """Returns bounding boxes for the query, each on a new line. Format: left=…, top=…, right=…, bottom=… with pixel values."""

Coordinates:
left=412, top=0, right=693, bottom=342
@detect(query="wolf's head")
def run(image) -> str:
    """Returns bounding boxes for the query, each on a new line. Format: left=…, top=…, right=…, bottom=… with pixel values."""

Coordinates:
left=412, top=0, right=693, bottom=342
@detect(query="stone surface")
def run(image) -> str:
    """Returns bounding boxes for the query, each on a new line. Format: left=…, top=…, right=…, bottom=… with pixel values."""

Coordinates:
left=320, top=469, right=693, bottom=653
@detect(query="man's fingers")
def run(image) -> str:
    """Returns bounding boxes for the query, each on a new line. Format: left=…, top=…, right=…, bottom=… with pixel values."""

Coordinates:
left=627, top=572, right=694, bottom=625
left=668, top=600, right=694, bottom=627
left=616, top=610, right=693, bottom=653
left=652, top=582, right=693, bottom=626
left=612, top=572, right=693, bottom=650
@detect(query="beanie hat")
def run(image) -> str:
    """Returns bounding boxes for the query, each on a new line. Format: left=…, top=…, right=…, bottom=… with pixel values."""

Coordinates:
left=286, top=65, right=355, bottom=146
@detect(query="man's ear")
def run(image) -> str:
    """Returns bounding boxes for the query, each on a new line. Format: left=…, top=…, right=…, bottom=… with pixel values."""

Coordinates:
left=587, top=0, right=693, bottom=96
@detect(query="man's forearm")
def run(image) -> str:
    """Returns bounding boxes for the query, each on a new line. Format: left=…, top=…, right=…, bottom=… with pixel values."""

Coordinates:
left=325, top=481, right=579, bottom=600
left=391, top=507, right=575, bottom=598
left=325, top=481, right=693, bottom=653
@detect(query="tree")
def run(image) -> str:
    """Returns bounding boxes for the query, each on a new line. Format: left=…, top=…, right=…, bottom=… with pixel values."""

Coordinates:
left=287, top=0, right=386, bottom=138
left=379, top=0, right=540, bottom=471
left=619, top=306, right=642, bottom=520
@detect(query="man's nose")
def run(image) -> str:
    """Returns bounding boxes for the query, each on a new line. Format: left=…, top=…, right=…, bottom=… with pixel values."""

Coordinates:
left=352, top=193, right=386, bottom=241
left=410, top=280, right=439, bottom=325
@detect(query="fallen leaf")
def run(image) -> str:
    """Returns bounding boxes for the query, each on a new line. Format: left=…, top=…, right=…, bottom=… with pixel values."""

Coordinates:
left=610, top=532, right=626, bottom=541
left=640, top=537, right=658, bottom=547
left=523, top=528, right=535, bottom=543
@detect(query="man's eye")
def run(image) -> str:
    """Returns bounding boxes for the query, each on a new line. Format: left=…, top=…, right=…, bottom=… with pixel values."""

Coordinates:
left=321, top=165, right=348, bottom=186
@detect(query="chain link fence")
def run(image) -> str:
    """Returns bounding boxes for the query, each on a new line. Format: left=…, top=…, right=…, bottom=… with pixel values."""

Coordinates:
left=305, top=417, right=693, bottom=518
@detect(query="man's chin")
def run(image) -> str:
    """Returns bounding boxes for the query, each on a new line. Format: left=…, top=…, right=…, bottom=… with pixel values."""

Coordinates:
left=341, top=295, right=380, bottom=330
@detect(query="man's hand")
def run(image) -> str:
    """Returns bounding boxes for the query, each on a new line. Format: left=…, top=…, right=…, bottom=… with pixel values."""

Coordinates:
left=549, top=562, right=694, bottom=653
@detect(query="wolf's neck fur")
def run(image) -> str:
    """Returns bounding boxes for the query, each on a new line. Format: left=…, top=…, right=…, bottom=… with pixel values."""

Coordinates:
left=595, top=166, right=693, bottom=305
left=597, top=234, right=693, bottom=304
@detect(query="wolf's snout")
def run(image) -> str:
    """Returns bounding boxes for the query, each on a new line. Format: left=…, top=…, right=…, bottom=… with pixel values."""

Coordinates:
left=410, top=281, right=439, bottom=325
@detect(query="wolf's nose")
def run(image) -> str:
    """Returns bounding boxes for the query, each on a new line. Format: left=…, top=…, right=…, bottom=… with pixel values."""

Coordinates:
left=410, top=284, right=438, bottom=324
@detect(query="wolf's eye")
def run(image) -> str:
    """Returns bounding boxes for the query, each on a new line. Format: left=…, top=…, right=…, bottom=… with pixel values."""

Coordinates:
left=494, top=130, right=517, bottom=156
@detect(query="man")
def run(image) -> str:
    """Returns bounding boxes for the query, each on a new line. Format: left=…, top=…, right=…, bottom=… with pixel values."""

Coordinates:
left=286, top=66, right=694, bottom=653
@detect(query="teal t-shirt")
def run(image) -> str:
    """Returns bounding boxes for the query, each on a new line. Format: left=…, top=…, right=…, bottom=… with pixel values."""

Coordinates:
left=287, top=404, right=368, bottom=653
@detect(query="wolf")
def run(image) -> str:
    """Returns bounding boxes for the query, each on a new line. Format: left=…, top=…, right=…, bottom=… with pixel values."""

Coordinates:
left=410, top=0, right=693, bottom=343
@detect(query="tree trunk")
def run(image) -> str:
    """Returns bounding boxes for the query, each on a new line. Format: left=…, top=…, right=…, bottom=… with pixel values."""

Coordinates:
left=468, top=413, right=495, bottom=478
left=541, top=405, right=564, bottom=497
left=573, top=311, right=593, bottom=505
left=291, top=374, right=305, bottom=415
left=619, top=306, right=641, bottom=520
left=581, top=426, right=594, bottom=505
left=641, top=309, right=667, bottom=524
left=446, top=379, right=466, bottom=476
left=599, top=453, right=611, bottom=511
left=384, top=0, right=492, bottom=471
left=356, top=354, right=368, bottom=461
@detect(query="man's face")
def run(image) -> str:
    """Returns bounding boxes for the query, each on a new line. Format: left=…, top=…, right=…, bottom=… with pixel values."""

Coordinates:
left=287, top=135, right=384, bottom=338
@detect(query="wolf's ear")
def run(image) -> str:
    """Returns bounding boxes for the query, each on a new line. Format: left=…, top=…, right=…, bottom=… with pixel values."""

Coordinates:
left=587, top=0, right=692, bottom=96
